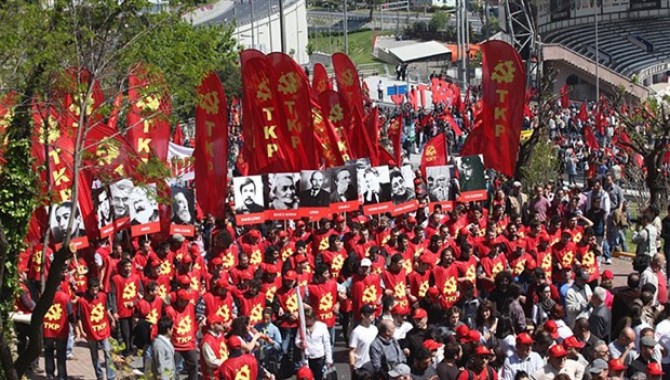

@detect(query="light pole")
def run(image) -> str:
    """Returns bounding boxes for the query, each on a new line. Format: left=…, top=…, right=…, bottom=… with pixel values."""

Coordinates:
left=251, top=0, right=256, bottom=49
left=279, top=0, right=286, bottom=53
left=344, top=0, right=349, bottom=55
left=594, top=0, right=600, bottom=103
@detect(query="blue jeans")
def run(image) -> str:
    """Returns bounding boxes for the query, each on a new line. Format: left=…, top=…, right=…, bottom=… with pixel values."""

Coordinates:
left=87, top=338, right=115, bottom=380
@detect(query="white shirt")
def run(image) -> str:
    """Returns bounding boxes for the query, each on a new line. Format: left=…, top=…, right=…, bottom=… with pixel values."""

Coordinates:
left=565, top=283, right=592, bottom=328
left=349, top=324, right=378, bottom=369
left=502, top=352, right=544, bottom=380
left=393, top=321, right=413, bottom=340
left=296, top=321, right=333, bottom=364
left=655, top=319, right=670, bottom=364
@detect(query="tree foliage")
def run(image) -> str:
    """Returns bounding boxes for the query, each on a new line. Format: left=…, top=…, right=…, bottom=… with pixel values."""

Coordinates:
left=0, top=1, right=238, bottom=378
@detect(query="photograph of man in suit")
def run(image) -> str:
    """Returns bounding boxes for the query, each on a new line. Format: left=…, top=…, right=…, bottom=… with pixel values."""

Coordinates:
left=268, top=174, right=299, bottom=210
left=330, top=168, right=357, bottom=203
left=427, top=166, right=452, bottom=202
left=362, top=167, right=390, bottom=205
left=235, top=177, right=264, bottom=213
left=299, top=171, right=331, bottom=207
left=457, top=155, right=486, bottom=192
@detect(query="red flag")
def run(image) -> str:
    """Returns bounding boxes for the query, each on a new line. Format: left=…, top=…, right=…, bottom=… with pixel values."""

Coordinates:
left=583, top=125, right=600, bottom=150
left=173, top=125, right=184, bottom=146
left=391, top=94, right=404, bottom=105
left=312, top=63, right=331, bottom=95
left=460, top=41, right=525, bottom=177
left=347, top=110, right=375, bottom=161
left=364, top=108, right=380, bottom=166
left=420, top=133, right=448, bottom=176
left=418, top=84, right=427, bottom=108
left=578, top=102, right=588, bottom=122
left=387, top=114, right=403, bottom=167
left=240, top=53, right=294, bottom=174
left=407, top=90, right=417, bottom=110
left=560, top=84, right=569, bottom=108
left=310, top=101, right=350, bottom=167
left=595, top=109, right=606, bottom=134
left=268, top=52, right=317, bottom=170
left=621, top=101, right=628, bottom=115
left=58, top=68, right=106, bottom=141
left=441, top=112, right=462, bottom=137
left=127, top=64, right=172, bottom=163
left=332, top=53, right=364, bottom=119
left=194, top=72, right=229, bottom=220
left=83, top=123, right=136, bottom=181
left=318, top=90, right=353, bottom=164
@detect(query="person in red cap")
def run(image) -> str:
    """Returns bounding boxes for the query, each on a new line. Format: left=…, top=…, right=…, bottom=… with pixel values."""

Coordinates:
left=563, top=335, right=587, bottom=366
left=349, top=257, right=383, bottom=324
left=202, top=277, right=236, bottom=327
left=296, top=366, right=315, bottom=380
left=109, top=257, right=143, bottom=357
left=408, top=252, right=433, bottom=304
left=532, top=344, right=585, bottom=380
left=647, top=362, right=665, bottom=380
left=390, top=304, right=413, bottom=340
left=403, top=308, right=430, bottom=364
left=382, top=253, right=410, bottom=309
left=273, top=269, right=304, bottom=369
left=552, top=229, right=578, bottom=271
left=230, top=251, right=255, bottom=286
left=608, top=358, right=626, bottom=379
left=501, top=332, right=543, bottom=380
left=135, top=281, right=166, bottom=371
left=239, top=229, right=264, bottom=266
left=164, top=288, right=199, bottom=380
left=456, top=345, right=497, bottom=380
left=220, top=335, right=261, bottom=380
left=200, top=315, right=227, bottom=380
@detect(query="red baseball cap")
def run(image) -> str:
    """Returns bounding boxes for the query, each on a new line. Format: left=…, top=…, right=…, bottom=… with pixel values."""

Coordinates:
left=423, top=339, right=444, bottom=351
left=609, top=358, right=626, bottom=372
left=278, top=231, right=289, bottom=239
left=516, top=332, right=534, bottom=345
left=427, top=286, right=440, bottom=298
left=295, top=253, right=308, bottom=263
left=602, top=270, right=614, bottom=280
left=544, top=320, right=560, bottom=339
left=215, top=278, right=229, bottom=289
left=412, top=308, right=427, bottom=319
left=210, top=257, right=223, bottom=266
left=296, top=366, right=315, bottom=380
left=297, top=220, right=306, bottom=227
left=467, top=330, right=482, bottom=344
left=419, top=253, right=436, bottom=265
left=548, top=344, right=568, bottom=358
left=647, top=362, right=665, bottom=376
left=391, top=304, right=410, bottom=315
left=176, top=289, right=190, bottom=301
left=178, top=275, right=191, bottom=286
left=334, top=215, right=345, bottom=223
left=563, top=335, right=585, bottom=349
left=207, top=315, right=224, bottom=327
left=283, top=270, right=298, bottom=281
left=475, top=346, right=493, bottom=356
left=227, top=336, right=242, bottom=349
left=455, top=324, right=470, bottom=339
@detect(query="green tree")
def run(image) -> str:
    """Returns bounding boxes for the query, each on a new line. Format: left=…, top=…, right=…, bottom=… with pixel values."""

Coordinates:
left=0, top=1, right=237, bottom=378
left=429, top=11, right=450, bottom=33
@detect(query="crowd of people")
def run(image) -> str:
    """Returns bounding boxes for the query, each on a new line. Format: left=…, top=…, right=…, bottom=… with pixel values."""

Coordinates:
left=13, top=89, right=670, bottom=380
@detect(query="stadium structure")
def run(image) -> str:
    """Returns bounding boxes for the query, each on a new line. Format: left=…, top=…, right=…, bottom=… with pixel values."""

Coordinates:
left=499, top=0, right=670, bottom=101
left=188, top=0, right=309, bottom=65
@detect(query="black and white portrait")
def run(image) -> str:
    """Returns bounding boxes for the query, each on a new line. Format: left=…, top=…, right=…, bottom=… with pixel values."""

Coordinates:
left=329, top=167, right=358, bottom=203
left=390, top=166, right=416, bottom=205
left=299, top=170, right=331, bottom=207
left=426, top=165, right=454, bottom=202
left=170, top=186, right=195, bottom=225
left=359, top=165, right=391, bottom=205
left=130, top=184, right=160, bottom=225
left=456, top=155, right=486, bottom=192
left=109, top=179, right=134, bottom=219
left=50, top=200, right=86, bottom=243
left=267, top=173, right=300, bottom=210
left=92, top=186, right=113, bottom=229
left=234, top=176, right=265, bottom=214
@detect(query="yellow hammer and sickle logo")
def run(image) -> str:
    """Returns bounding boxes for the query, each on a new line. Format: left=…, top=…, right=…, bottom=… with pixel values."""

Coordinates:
left=146, top=308, right=158, bottom=325
left=45, top=303, right=63, bottom=322
left=160, top=261, right=171, bottom=276
left=318, top=238, right=329, bottom=252
left=492, top=262, right=504, bottom=276
left=394, top=282, right=406, bottom=298
left=136, top=94, right=160, bottom=112
left=38, top=117, right=61, bottom=144
left=122, top=282, right=137, bottom=300
left=362, top=285, right=377, bottom=304
left=250, top=303, right=263, bottom=323
left=90, top=303, right=105, bottom=323
left=542, top=254, right=552, bottom=269
left=176, top=315, right=192, bottom=335
left=158, top=284, right=167, bottom=299
left=277, top=72, right=300, bottom=95
left=563, top=251, right=574, bottom=266
left=490, top=60, right=516, bottom=84
left=319, top=293, right=333, bottom=311
left=465, top=266, right=476, bottom=281
left=514, top=260, right=525, bottom=275
left=286, top=294, right=298, bottom=313
left=216, top=304, right=230, bottom=321
left=444, top=277, right=457, bottom=295
left=402, top=259, right=413, bottom=275
left=329, top=104, right=344, bottom=124
left=573, top=233, right=582, bottom=243
left=331, top=254, right=344, bottom=272
left=96, top=138, right=120, bottom=166
left=0, top=107, right=14, bottom=128
left=425, top=146, right=437, bottom=160
left=282, top=248, right=293, bottom=261
left=265, top=286, right=277, bottom=302
left=235, top=365, right=251, bottom=380
left=256, top=79, right=272, bottom=101
left=418, top=281, right=429, bottom=298
left=250, top=249, right=262, bottom=265
left=198, top=91, right=220, bottom=115
left=341, top=70, right=355, bottom=86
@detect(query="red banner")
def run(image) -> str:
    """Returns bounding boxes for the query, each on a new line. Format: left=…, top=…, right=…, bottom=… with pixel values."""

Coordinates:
left=312, top=63, right=331, bottom=95
left=240, top=54, right=294, bottom=174
left=126, top=64, right=171, bottom=163
left=310, top=102, right=349, bottom=168
left=461, top=41, right=525, bottom=177
left=364, top=108, right=380, bottom=166
left=387, top=114, right=403, bottom=167
left=195, top=72, right=229, bottom=220
left=578, top=102, right=588, bottom=122
left=583, top=125, right=600, bottom=150
left=58, top=67, right=106, bottom=141
left=420, top=134, right=448, bottom=176
left=560, top=84, right=569, bottom=108
left=347, top=111, right=375, bottom=161
left=268, top=52, right=316, bottom=170
left=83, top=123, right=136, bottom=182
left=332, top=53, right=364, bottom=120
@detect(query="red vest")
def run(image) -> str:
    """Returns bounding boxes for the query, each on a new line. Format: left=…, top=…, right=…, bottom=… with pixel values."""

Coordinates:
left=200, top=331, right=227, bottom=380
left=307, top=280, right=338, bottom=327
left=202, top=292, right=235, bottom=324
left=78, top=292, right=111, bottom=341
left=166, top=303, right=197, bottom=351
left=479, top=254, right=508, bottom=292
left=351, top=274, right=382, bottom=319
left=433, top=264, right=460, bottom=308
left=43, top=290, right=70, bottom=339
left=236, top=291, right=266, bottom=325
left=381, top=269, right=409, bottom=308
left=276, top=286, right=302, bottom=328
left=111, top=273, right=142, bottom=318
left=220, top=354, right=258, bottom=380
left=576, top=243, right=600, bottom=282
left=408, top=270, right=432, bottom=299
left=136, top=296, right=164, bottom=340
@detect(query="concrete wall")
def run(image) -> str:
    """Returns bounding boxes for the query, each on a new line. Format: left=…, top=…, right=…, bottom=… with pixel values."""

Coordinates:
left=234, top=0, right=309, bottom=65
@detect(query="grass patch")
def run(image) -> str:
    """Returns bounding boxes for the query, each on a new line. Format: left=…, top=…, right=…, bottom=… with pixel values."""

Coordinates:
left=308, top=30, right=393, bottom=65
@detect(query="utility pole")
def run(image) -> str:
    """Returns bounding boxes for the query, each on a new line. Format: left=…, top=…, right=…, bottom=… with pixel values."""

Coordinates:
left=344, top=0, right=349, bottom=55
left=594, top=0, right=600, bottom=103
left=268, top=0, right=273, bottom=51
left=279, top=0, right=286, bottom=53
left=251, top=0, right=256, bottom=49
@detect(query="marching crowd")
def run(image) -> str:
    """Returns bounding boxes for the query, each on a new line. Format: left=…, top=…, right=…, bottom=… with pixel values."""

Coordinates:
left=14, top=96, right=670, bottom=380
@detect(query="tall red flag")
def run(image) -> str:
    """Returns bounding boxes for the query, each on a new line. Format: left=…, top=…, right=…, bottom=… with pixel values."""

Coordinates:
left=126, top=64, right=172, bottom=163
left=310, top=101, right=350, bottom=167
left=173, top=125, right=184, bottom=146
left=312, top=63, right=331, bottom=95
left=578, top=102, right=588, bottom=122
left=318, top=90, right=353, bottom=165
left=387, top=114, right=403, bottom=167
left=240, top=54, right=294, bottom=174
left=195, top=72, right=229, bottom=220
left=460, top=41, right=525, bottom=177
left=583, top=125, right=600, bottom=150
left=560, top=84, right=569, bottom=109
left=268, top=52, right=316, bottom=170
left=420, top=133, right=448, bottom=177
left=332, top=53, right=364, bottom=120
left=364, top=108, right=380, bottom=166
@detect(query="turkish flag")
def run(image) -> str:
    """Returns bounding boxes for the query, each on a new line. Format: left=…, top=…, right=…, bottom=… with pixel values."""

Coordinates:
left=268, top=52, right=317, bottom=170
left=194, top=72, right=229, bottom=220
left=578, top=102, right=588, bottom=122
left=420, top=134, right=448, bottom=177
left=560, top=84, right=569, bottom=108
left=312, top=63, right=331, bottom=95
left=461, top=41, right=525, bottom=177
left=583, top=125, right=600, bottom=150
left=126, top=64, right=171, bottom=163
